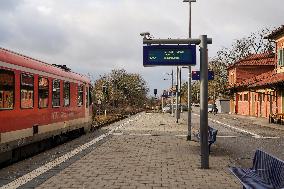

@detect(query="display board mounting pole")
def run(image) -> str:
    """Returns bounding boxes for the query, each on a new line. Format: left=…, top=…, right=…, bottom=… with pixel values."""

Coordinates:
left=143, top=36, right=212, bottom=169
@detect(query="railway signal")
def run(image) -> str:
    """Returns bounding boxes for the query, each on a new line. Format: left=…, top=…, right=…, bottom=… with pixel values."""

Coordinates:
left=154, top=89, right=157, bottom=97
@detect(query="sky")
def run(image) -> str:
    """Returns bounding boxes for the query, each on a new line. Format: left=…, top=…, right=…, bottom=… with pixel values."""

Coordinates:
left=0, top=0, right=282, bottom=96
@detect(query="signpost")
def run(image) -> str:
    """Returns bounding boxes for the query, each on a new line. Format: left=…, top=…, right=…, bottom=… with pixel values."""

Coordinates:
left=143, top=45, right=196, bottom=67
left=192, top=70, right=214, bottom=80
left=142, top=36, right=212, bottom=169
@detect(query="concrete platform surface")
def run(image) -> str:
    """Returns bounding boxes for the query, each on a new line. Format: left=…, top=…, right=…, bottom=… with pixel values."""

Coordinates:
left=37, top=112, right=240, bottom=189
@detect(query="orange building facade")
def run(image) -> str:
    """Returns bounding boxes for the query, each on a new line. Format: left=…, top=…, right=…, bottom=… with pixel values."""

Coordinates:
left=228, top=25, right=284, bottom=118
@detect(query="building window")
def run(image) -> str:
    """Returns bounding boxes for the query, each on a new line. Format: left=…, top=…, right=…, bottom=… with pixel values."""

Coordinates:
left=52, top=79, right=60, bottom=107
left=244, top=93, right=248, bottom=101
left=78, top=84, right=83, bottom=106
left=258, top=94, right=261, bottom=101
left=239, top=94, right=242, bottom=101
left=278, top=49, right=284, bottom=66
left=262, top=94, right=265, bottom=101
left=0, top=69, right=14, bottom=110
left=272, top=92, right=276, bottom=101
left=63, top=81, right=70, bottom=107
left=21, top=73, right=34, bottom=109
left=38, top=77, right=49, bottom=108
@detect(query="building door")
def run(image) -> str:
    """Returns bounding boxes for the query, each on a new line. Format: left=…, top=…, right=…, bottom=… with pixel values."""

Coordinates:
left=251, top=92, right=255, bottom=116
left=282, top=90, right=284, bottom=113
left=259, top=93, right=262, bottom=117
left=235, top=94, right=238, bottom=114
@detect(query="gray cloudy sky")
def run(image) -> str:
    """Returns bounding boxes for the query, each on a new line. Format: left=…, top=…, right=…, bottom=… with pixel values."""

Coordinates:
left=0, top=0, right=282, bottom=96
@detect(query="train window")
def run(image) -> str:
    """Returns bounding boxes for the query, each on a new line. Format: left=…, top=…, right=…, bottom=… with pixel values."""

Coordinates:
left=89, top=86, right=93, bottom=106
left=63, top=81, right=70, bottom=107
left=77, top=84, right=83, bottom=106
left=52, top=79, right=60, bottom=107
left=21, top=73, right=34, bottom=109
left=0, top=69, right=14, bottom=110
left=38, top=77, right=49, bottom=108
left=86, top=87, right=89, bottom=108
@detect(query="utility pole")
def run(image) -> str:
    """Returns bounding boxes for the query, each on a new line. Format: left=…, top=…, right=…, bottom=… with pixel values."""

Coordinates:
left=183, top=0, right=196, bottom=141
left=165, top=70, right=175, bottom=116
left=179, top=67, right=182, bottom=112
left=171, top=69, right=174, bottom=116
left=200, top=35, right=209, bottom=169
left=176, top=66, right=180, bottom=123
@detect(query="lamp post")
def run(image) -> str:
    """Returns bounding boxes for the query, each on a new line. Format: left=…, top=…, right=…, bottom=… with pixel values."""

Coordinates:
left=164, top=70, right=174, bottom=116
left=176, top=66, right=180, bottom=123
left=183, top=0, right=196, bottom=140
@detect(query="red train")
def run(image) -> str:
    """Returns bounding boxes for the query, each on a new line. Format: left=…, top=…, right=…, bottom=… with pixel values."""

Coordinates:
left=0, top=48, right=93, bottom=164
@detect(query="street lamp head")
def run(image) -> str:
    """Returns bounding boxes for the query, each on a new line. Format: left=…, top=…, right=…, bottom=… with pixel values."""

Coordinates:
left=163, top=72, right=172, bottom=76
left=140, top=32, right=150, bottom=36
left=140, top=32, right=151, bottom=39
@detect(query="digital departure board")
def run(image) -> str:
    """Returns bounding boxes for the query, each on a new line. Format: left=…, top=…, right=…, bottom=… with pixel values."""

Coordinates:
left=143, top=45, right=196, bottom=67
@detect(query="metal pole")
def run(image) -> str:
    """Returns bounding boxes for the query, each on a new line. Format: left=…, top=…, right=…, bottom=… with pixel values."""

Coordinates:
left=187, top=1, right=193, bottom=141
left=179, top=66, right=181, bottom=113
left=171, top=69, right=174, bottom=116
left=187, top=67, right=192, bottom=140
left=162, top=96, right=164, bottom=109
left=189, top=1, right=192, bottom=38
left=143, top=38, right=212, bottom=45
left=200, top=35, right=209, bottom=169
left=143, top=38, right=202, bottom=45
left=176, top=66, right=179, bottom=123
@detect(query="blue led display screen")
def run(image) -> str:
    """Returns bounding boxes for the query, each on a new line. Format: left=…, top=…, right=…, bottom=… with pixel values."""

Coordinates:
left=143, top=45, right=196, bottom=67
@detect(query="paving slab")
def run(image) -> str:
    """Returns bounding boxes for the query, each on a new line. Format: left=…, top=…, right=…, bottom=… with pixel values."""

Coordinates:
left=36, top=112, right=240, bottom=189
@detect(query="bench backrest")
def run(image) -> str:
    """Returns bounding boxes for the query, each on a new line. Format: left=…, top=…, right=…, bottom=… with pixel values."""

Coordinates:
left=252, top=149, right=284, bottom=188
left=208, top=126, right=218, bottom=142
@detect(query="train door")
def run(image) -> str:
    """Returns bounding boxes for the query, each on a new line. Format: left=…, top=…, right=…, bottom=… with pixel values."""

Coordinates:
left=0, top=91, right=3, bottom=108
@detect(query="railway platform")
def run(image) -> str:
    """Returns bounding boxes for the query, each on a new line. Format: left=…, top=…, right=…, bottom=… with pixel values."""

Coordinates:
left=37, top=112, right=239, bottom=189
left=3, top=112, right=239, bottom=189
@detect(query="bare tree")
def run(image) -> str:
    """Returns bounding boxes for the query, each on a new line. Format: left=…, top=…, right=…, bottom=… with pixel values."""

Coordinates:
left=216, top=27, right=275, bottom=65
left=180, top=27, right=275, bottom=101
left=94, top=69, right=149, bottom=114
left=209, top=27, right=275, bottom=99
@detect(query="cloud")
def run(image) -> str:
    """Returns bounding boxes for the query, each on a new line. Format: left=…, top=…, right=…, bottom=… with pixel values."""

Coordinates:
left=0, top=0, right=282, bottom=96
left=0, top=0, right=21, bottom=11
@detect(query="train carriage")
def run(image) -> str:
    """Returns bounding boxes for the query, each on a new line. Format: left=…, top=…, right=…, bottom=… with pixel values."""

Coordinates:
left=0, top=48, right=93, bottom=164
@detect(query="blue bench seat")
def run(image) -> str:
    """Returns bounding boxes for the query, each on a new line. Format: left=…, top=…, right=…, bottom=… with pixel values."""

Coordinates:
left=229, top=149, right=284, bottom=189
left=196, top=126, right=218, bottom=153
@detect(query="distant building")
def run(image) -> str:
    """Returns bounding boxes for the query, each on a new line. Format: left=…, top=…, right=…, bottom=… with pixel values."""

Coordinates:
left=215, top=98, right=230, bottom=114
left=228, top=25, right=284, bottom=117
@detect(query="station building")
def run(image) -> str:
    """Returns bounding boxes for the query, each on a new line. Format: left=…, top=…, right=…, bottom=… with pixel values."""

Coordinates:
left=228, top=25, right=284, bottom=117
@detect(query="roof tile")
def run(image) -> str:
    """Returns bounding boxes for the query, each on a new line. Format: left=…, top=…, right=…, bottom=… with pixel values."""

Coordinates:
left=228, top=52, right=275, bottom=69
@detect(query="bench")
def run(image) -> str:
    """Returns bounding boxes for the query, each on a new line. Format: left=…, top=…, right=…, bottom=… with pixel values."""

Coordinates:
left=196, top=126, right=218, bottom=153
left=229, top=149, right=284, bottom=189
